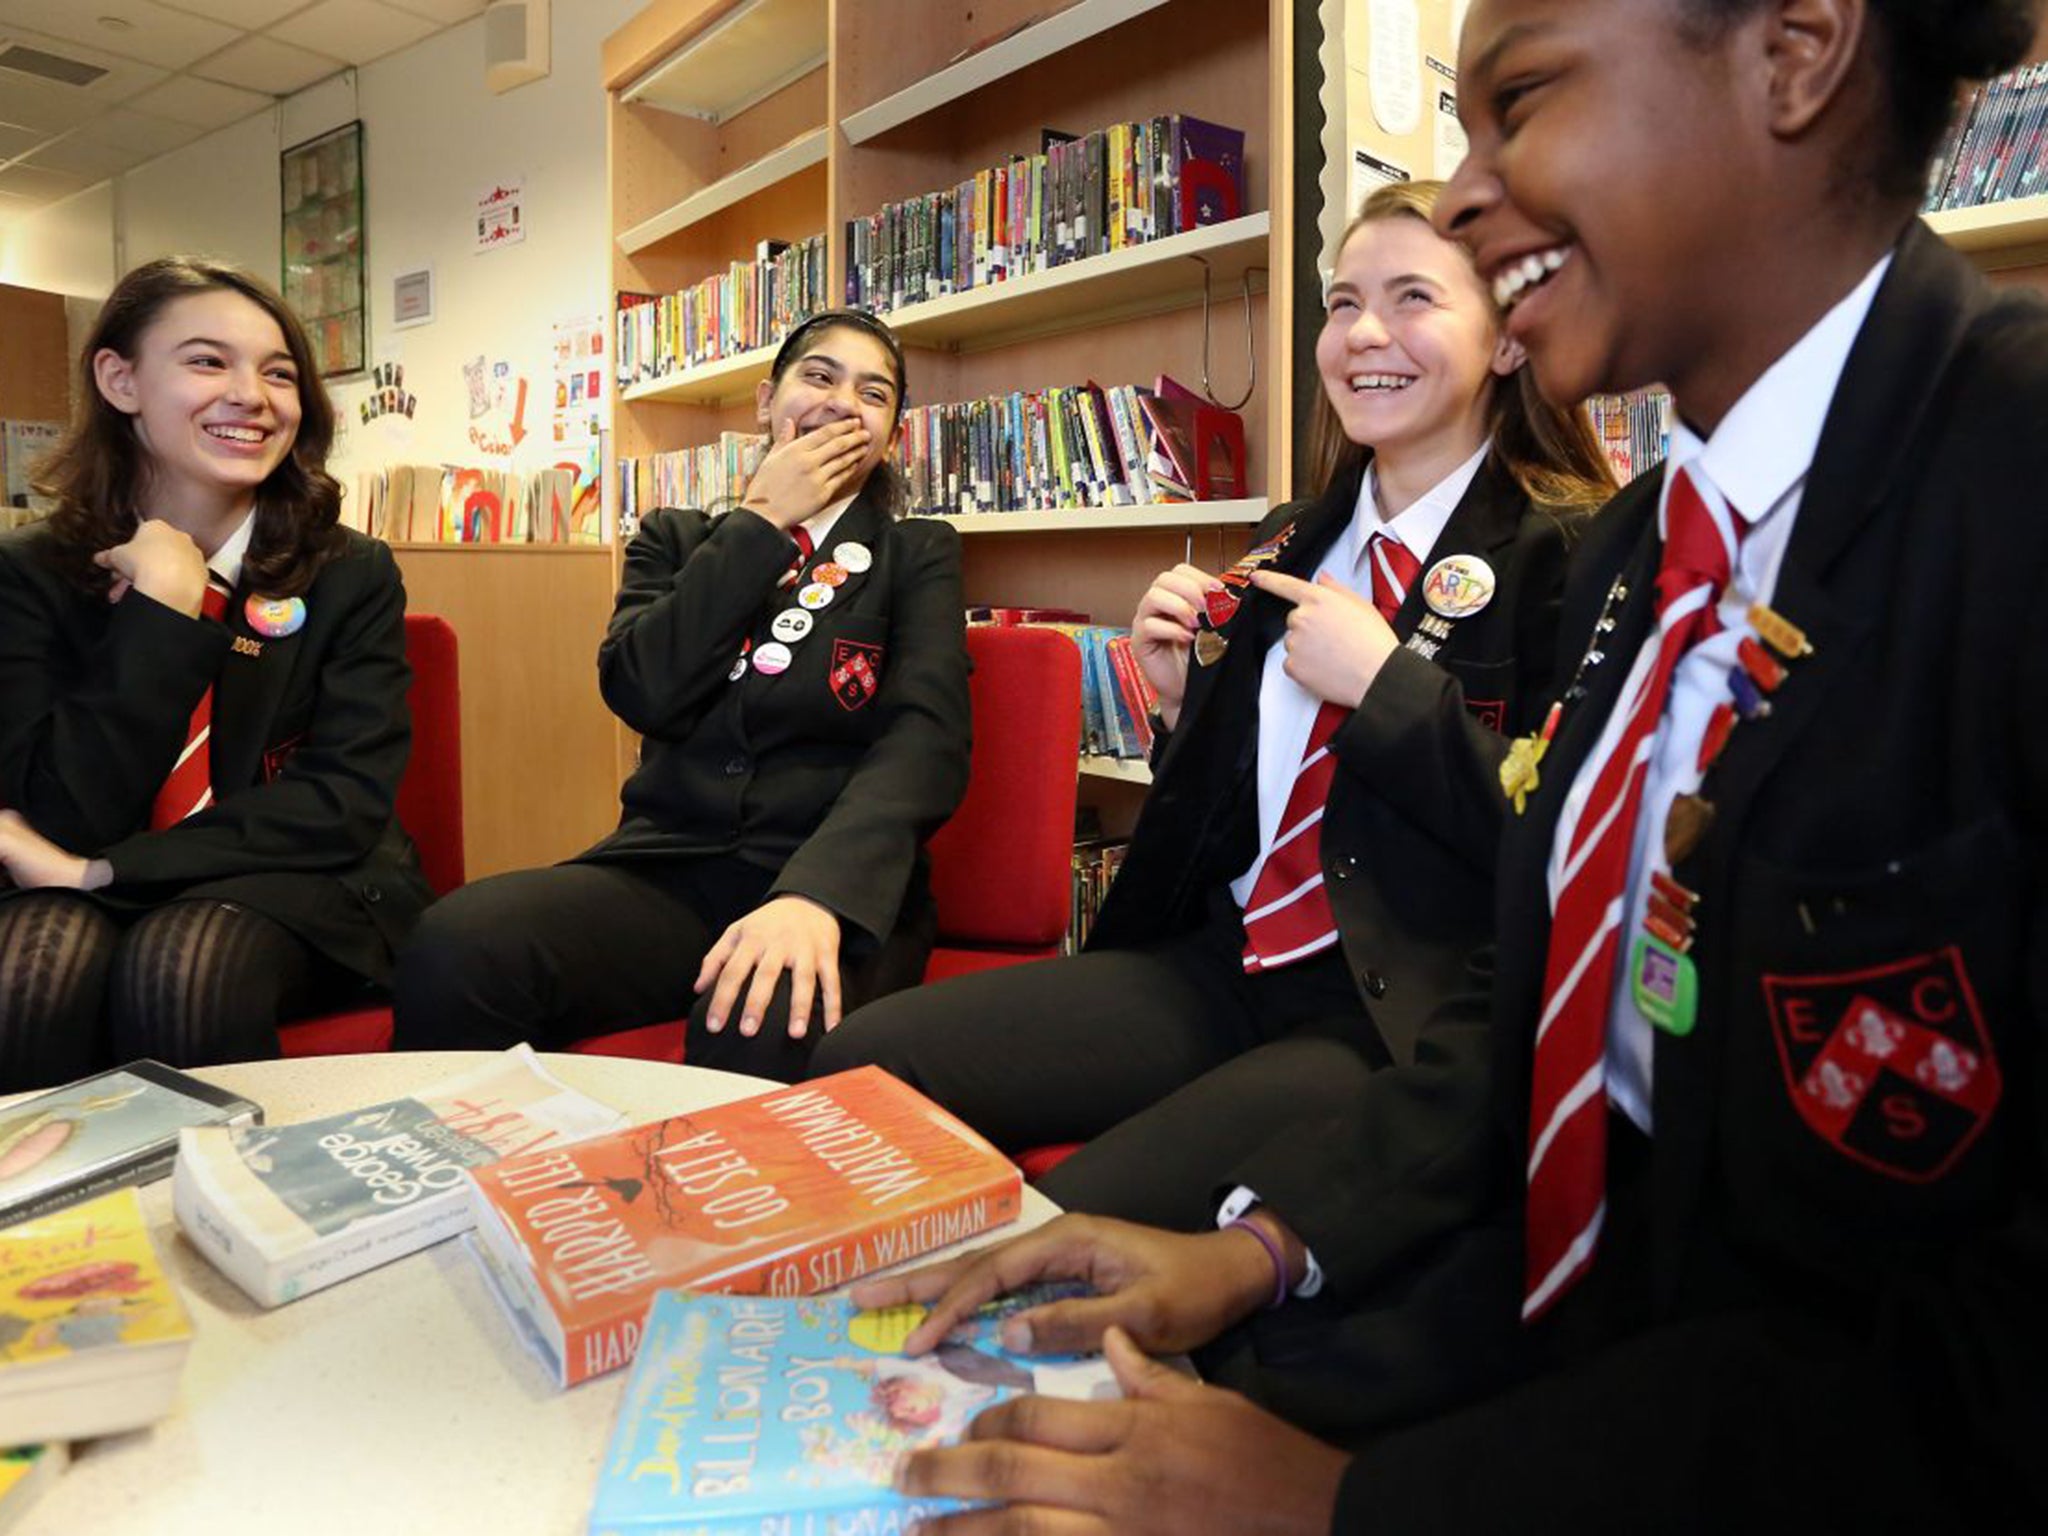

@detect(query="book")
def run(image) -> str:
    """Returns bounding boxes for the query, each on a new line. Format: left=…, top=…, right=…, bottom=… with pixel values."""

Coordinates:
left=587, top=1287, right=1115, bottom=1535
left=172, top=1044, right=622, bottom=1308
left=0, top=1443, right=66, bottom=1533
left=0, top=1187, right=193, bottom=1444
left=0, top=1060, right=260, bottom=1228
left=465, top=1067, right=1024, bottom=1389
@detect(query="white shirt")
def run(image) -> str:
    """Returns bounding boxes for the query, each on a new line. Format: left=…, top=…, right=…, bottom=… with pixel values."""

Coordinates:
left=1551, top=255, right=1892, bottom=1133
left=1230, top=442, right=1488, bottom=906
left=800, top=494, right=854, bottom=554
left=207, top=510, right=257, bottom=590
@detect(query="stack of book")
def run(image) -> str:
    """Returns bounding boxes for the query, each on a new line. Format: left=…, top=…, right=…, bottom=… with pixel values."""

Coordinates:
left=615, top=234, right=829, bottom=389
left=844, top=114, right=1245, bottom=314
left=348, top=462, right=598, bottom=544
left=1924, top=62, right=2048, bottom=213
left=1069, top=838, right=1132, bottom=954
left=1584, top=389, right=1672, bottom=485
left=617, top=431, right=769, bottom=529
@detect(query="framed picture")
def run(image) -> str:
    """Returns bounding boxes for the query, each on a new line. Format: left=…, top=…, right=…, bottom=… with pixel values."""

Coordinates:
left=280, top=121, right=365, bottom=378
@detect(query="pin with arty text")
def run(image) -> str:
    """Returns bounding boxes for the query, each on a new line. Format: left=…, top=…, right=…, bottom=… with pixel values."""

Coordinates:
left=245, top=595, right=306, bottom=639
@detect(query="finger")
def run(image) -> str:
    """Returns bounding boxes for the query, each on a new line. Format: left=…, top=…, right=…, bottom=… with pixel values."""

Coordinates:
left=848, top=1249, right=982, bottom=1313
left=1249, top=569, right=1316, bottom=603
left=106, top=578, right=132, bottom=604
left=1135, top=617, right=1193, bottom=650
left=693, top=926, right=739, bottom=994
left=1313, top=572, right=1372, bottom=606
left=738, top=950, right=786, bottom=1037
left=706, top=942, right=758, bottom=1033
left=904, top=1507, right=1104, bottom=1536
left=895, top=1225, right=1106, bottom=1354
left=785, top=956, right=815, bottom=1041
left=818, top=956, right=843, bottom=1034
left=897, top=1434, right=1109, bottom=1511
left=775, top=415, right=799, bottom=445
left=994, top=1289, right=1169, bottom=1358
left=91, top=550, right=114, bottom=567
left=964, top=1391, right=1135, bottom=1455
left=1102, top=1326, right=1201, bottom=1404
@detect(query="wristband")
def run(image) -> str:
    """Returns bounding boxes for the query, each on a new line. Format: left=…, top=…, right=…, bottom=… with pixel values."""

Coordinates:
left=1224, top=1216, right=1289, bottom=1310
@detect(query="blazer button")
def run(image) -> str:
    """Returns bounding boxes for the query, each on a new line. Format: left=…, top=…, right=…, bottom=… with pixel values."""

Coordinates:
left=1361, top=969, right=1387, bottom=998
left=363, top=884, right=383, bottom=904
left=724, top=756, right=748, bottom=777
left=1332, top=855, right=1359, bottom=882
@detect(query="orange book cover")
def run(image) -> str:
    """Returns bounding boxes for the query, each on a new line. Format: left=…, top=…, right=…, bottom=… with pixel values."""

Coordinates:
left=463, top=1067, right=1023, bottom=1388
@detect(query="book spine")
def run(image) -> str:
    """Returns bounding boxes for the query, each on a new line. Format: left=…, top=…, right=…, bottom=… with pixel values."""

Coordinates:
left=2, top=1145, right=172, bottom=1228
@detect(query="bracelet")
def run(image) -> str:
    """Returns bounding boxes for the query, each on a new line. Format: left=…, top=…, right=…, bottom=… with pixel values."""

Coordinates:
left=1224, top=1216, right=1289, bottom=1311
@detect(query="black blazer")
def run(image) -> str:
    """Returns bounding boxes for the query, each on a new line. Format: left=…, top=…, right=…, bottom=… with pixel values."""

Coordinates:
left=1090, top=449, right=1572, bottom=1061
left=1339, top=225, right=2048, bottom=1528
left=0, top=524, right=429, bottom=981
left=577, top=491, right=971, bottom=950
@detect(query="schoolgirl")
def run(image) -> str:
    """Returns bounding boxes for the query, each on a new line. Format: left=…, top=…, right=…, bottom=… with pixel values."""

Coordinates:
left=394, top=310, right=970, bottom=1082
left=0, top=256, right=429, bottom=1087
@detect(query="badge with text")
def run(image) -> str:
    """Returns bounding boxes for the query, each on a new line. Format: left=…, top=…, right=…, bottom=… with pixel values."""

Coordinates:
left=1763, top=946, right=2001, bottom=1183
left=245, top=594, right=306, bottom=638
left=752, top=641, right=793, bottom=676
left=1631, top=934, right=1698, bottom=1036
left=770, top=609, right=814, bottom=644
left=833, top=541, right=873, bottom=574
left=812, top=562, right=850, bottom=588
left=1421, top=554, right=1496, bottom=621
left=829, top=639, right=883, bottom=710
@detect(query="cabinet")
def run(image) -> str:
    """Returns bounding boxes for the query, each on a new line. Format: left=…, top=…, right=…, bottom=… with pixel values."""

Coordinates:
left=604, top=0, right=1297, bottom=814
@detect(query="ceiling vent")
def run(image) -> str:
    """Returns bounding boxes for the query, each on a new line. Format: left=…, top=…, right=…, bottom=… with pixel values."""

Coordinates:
left=0, top=43, right=108, bottom=87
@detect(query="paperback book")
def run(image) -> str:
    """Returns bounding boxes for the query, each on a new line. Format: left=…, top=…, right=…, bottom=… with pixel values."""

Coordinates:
left=173, top=1044, right=622, bottom=1307
left=588, top=1287, right=1116, bottom=1535
left=465, top=1067, right=1024, bottom=1388
left=0, top=1187, right=192, bottom=1445
left=0, top=1443, right=66, bottom=1533
left=0, top=1060, right=260, bottom=1228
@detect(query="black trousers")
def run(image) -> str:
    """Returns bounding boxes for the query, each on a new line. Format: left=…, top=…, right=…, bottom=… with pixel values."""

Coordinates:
left=390, top=855, right=932, bottom=1082
left=810, top=900, right=1386, bottom=1230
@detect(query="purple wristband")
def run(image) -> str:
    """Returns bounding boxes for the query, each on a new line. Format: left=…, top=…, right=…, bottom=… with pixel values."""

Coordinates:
left=1224, top=1216, right=1289, bottom=1310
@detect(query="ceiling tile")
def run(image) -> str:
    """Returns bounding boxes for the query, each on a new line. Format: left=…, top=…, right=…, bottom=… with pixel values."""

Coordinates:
left=378, top=0, right=486, bottom=23
left=0, top=75, right=110, bottom=134
left=153, top=0, right=310, bottom=26
left=0, top=23, right=169, bottom=104
left=190, top=31, right=340, bottom=94
left=19, top=131, right=145, bottom=181
left=0, top=0, right=239, bottom=72
left=0, top=118, right=48, bottom=159
left=0, top=159, right=93, bottom=199
left=72, top=104, right=205, bottom=155
left=127, top=72, right=270, bottom=127
left=270, top=0, right=436, bottom=67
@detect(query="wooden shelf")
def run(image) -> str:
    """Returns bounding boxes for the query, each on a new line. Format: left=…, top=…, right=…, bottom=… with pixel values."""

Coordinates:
left=841, top=0, right=1171, bottom=144
left=932, top=498, right=1266, bottom=534
left=622, top=0, right=828, bottom=122
left=618, top=127, right=828, bottom=252
left=386, top=541, right=613, bottom=554
left=621, top=341, right=778, bottom=405
left=1925, top=194, right=2048, bottom=270
left=884, top=213, right=1270, bottom=354
left=1080, top=754, right=1152, bottom=784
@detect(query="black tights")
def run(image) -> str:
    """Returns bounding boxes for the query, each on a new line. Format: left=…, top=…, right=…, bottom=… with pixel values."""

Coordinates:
left=0, top=893, right=333, bottom=1092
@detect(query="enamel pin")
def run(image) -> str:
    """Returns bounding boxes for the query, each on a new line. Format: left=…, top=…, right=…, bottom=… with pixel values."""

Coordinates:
left=245, top=594, right=306, bottom=638
left=1421, top=554, right=1497, bottom=621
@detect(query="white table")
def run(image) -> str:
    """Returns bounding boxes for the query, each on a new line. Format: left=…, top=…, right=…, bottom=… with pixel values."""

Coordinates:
left=22, top=1053, right=1058, bottom=1535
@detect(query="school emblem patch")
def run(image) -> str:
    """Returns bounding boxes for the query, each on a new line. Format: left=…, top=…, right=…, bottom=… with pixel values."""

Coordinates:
left=1763, top=947, right=2001, bottom=1183
left=829, top=640, right=883, bottom=711
left=1466, top=698, right=1506, bottom=732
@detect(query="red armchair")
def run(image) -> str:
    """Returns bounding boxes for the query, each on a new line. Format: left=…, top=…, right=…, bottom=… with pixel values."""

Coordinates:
left=279, top=613, right=463, bottom=1057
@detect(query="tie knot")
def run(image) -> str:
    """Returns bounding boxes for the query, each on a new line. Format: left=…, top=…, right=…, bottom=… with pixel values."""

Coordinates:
left=1367, top=533, right=1420, bottom=624
left=1656, top=467, right=1739, bottom=617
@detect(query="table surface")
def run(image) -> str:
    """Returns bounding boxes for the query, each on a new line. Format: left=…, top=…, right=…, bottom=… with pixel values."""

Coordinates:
left=21, top=1053, right=1057, bottom=1536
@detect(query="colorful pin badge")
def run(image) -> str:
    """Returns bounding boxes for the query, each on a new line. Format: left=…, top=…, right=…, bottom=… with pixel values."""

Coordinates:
left=1204, top=587, right=1241, bottom=629
left=1195, top=630, right=1229, bottom=667
left=245, top=594, right=306, bottom=638
left=1737, top=636, right=1788, bottom=693
left=797, top=582, right=835, bottom=611
left=1747, top=602, right=1812, bottom=659
left=1422, top=554, right=1497, bottom=621
left=753, top=641, right=793, bottom=676
left=1697, top=701, right=1737, bottom=774
left=813, top=562, right=850, bottom=588
left=1631, top=934, right=1699, bottom=1036
left=833, top=541, right=873, bottom=574
left=771, top=609, right=814, bottom=644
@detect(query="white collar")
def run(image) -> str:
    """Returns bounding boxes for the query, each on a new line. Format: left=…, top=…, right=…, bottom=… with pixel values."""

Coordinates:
left=207, top=510, right=258, bottom=590
left=1351, top=439, right=1490, bottom=571
left=803, top=493, right=857, bottom=552
left=1667, top=253, right=1892, bottom=526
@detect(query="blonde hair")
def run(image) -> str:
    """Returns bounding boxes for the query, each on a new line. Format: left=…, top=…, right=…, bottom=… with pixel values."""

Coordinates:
left=1306, top=180, right=1617, bottom=515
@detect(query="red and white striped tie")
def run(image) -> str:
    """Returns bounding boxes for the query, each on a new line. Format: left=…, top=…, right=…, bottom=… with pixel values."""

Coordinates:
left=1241, top=531, right=1420, bottom=973
left=149, top=575, right=233, bottom=831
left=1522, top=466, right=1740, bottom=1320
left=778, top=524, right=815, bottom=588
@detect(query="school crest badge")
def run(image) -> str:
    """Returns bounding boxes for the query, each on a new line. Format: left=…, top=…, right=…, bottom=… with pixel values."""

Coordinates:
left=829, top=640, right=883, bottom=711
left=1763, top=947, right=2001, bottom=1183
left=1466, top=698, right=1506, bottom=732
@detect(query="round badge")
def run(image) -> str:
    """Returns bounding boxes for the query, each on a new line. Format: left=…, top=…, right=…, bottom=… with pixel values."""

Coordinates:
left=753, top=641, right=793, bottom=676
left=1421, top=555, right=1497, bottom=621
left=244, top=594, right=306, bottom=638
left=728, top=655, right=749, bottom=681
left=833, top=541, right=873, bottom=574
left=770, top=609, right=814, bottom=643
left=797, top=582, right=835, bottom=611
left=812, top=561, right=849, bottom=588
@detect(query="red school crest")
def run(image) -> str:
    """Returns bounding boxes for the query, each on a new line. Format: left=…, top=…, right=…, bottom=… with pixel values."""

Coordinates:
left=1465, top=698, right=1506, bottom=732
left=829, top=640, right=883, bottom=711
left=1763, top=946, right=2001, bottom=1184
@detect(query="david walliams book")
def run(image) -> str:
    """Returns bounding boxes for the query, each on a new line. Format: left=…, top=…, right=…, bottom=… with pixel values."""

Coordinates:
left=588, top=1287, right=1115, bottom=1535
left=173, top=1044, right=622, bottom=1306
left=465, top=1066, right=1023, bottom=1387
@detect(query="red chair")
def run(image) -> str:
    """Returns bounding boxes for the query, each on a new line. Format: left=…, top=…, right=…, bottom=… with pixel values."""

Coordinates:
left=279, top=614, right=464, bottom=1057
left=568, top=623, right=1085, bottom=1060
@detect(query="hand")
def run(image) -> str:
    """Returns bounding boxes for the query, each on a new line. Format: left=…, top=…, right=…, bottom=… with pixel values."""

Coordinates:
left=896, top=1327, right=1350, bottom=1536
left=740, top=417, right=873, bottom=530
left=1249, top=568, right=1401, bottom=711
left=0, top=811, right=107, bottom=891
left=695, top=893, right=844, bottom=1039
left=849, top=1213, right=1282, bottom=1360
left=1129, top=564, right=1219, bottom=731
left=92, top=518, right=210, bottom=615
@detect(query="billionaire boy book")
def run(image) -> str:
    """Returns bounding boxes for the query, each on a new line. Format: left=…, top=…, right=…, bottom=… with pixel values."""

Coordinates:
left=588, top=1287, right=1115, bottom=1535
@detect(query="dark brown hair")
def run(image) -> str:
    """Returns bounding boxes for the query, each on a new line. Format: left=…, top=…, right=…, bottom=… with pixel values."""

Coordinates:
left=34, top=255, right=345, bottom=597
left=765, top=308, right=910, bottom=518
left=1307, top=181, right=1619, bottom=516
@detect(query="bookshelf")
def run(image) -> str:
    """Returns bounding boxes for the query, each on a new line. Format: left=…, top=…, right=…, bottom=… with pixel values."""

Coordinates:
left=606, top=0, right=1295, bottom=839
left=1925, top=194, right=2048, bottom=271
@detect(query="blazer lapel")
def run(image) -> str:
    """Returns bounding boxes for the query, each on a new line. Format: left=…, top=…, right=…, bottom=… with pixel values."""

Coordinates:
left=210, top=586, right=302, bottom=791
left=1391, top=451, right=1529, bottom=649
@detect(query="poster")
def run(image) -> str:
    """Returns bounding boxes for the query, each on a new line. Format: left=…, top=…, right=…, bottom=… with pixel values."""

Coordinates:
left=1353, top=147, right=1412, bottom=208
left=551, top=313, right=606, bottom=446
left=1434, top=89, right=1469, bottom=179
left=1368, top=0, right=1422, bottom=137
left=476, top=178, right=526, bottom=253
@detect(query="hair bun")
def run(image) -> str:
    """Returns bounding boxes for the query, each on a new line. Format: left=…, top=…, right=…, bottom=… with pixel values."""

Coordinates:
left=1895, top=0, right=2039, bottom=81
